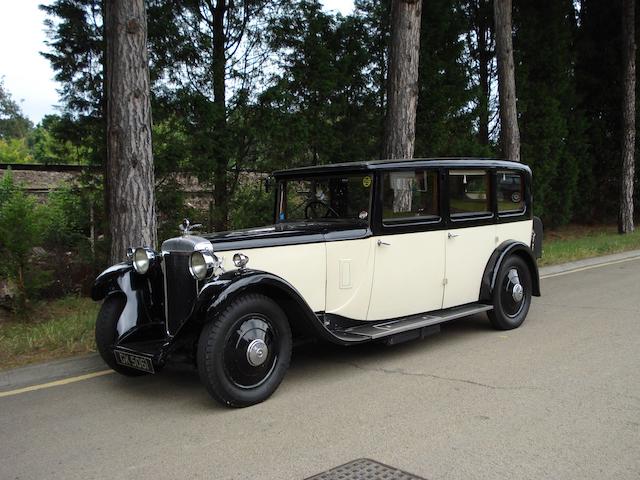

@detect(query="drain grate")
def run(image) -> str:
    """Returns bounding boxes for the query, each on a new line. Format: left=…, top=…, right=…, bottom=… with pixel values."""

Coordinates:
left=305, top=458, right=427, bottom=480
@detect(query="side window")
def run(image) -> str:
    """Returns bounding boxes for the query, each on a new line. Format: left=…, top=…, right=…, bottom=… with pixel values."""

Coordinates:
left=497, top=170, right=525, bottom=213
left=382, top=170, right=439, bottom=224
left=448, top=170, right=491, bottom=218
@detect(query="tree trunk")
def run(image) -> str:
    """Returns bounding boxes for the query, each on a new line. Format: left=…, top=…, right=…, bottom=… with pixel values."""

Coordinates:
left=494, top=0, right=520, bottom=162
left=476, top=0, right=492, bottom=146
left=212, top=0, right=228, bottom=232
left=105, top=0, right=156, bottom=263
left=619, top=0, right=636, bottom=233
left=383, top=0, right=423, bottom=160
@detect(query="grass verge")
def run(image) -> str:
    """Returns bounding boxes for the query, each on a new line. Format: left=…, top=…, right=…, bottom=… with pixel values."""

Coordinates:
left=0, top=296, right=99, bottom=370
left=539, top=225, right=640, bottom=266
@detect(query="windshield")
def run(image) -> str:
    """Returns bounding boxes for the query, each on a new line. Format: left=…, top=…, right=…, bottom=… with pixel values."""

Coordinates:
left=277, top=174, right=373, bottom=225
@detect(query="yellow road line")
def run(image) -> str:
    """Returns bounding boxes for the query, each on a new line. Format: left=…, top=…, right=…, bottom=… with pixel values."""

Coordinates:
left=0, top=370, right=113, bottom=399
left=540, top=256, right=640, bottom=279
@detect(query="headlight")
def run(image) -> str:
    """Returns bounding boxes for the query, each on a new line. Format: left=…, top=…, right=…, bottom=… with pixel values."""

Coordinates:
left=189, top=250, right=219, bottom=281
left=133, top=247, right=155, bottom=274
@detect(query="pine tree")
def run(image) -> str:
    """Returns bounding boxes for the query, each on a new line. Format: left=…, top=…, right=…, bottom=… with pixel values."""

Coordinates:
left=415, top=0, right=485, bottom=157
left=384, top=0, right=423, bottom=160
left=619, top=0, right=635, bottom=233
left=105, top=0, right=156, bottom=261
left=494, top=0, right=520, bottom=162
left=575, top=0, right=624, bottom=222
left=514, top=0, right=581, bottom=226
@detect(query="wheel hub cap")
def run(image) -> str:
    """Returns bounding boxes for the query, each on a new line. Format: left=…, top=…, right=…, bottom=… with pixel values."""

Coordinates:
left=246, top=339, right=269, bottom=367
left=512, top=283, right=524, bottom=302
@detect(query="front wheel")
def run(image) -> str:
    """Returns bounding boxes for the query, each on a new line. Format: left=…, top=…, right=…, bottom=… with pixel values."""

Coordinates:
left=95, top=295, right=148, bottom=376
left=487, top=255, right=532, bottom=330
left=197, top=294, right=292, bottom=407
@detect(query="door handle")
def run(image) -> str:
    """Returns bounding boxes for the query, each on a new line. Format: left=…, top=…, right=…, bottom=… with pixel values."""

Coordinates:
left=448, top=232, right=460, bottom=239
left=377, top=239, right=391, bottom=246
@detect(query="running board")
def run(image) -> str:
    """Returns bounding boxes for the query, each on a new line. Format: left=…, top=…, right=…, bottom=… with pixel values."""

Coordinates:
left=336, top=303, right=493, bottom=341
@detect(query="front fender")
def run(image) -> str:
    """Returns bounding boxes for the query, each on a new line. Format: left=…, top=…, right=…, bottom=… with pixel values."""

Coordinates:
left=91, top=262, right=133, bottom=301
left=194, top=269, right=312, bottom=319
left=479, top=241, right=541, bottom=301
left=189, top=269, right=344, bottom=344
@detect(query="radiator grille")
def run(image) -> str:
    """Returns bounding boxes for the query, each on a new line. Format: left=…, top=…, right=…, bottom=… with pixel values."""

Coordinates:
left=163, top=252, right=198, bottom=334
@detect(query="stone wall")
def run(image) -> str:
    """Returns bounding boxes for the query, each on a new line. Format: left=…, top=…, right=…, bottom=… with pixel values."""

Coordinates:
left=0, top=164, right=267, bottom=209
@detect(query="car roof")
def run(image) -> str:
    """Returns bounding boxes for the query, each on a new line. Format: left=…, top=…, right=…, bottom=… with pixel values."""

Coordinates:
left=273, top=157, right=531, bottom=178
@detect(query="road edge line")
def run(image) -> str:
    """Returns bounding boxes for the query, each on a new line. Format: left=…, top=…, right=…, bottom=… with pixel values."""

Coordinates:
left=0, top=370, right=113, bottom=398
left=540, top=255, right=640, bottom=279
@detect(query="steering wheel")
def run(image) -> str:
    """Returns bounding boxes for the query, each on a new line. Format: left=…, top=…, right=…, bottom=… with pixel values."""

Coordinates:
left=304, top=200, right=340, bottom=219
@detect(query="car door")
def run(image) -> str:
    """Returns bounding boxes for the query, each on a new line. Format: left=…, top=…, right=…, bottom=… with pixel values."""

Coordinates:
left=442, top=169, right=497, bottom=309
left=367, top=169, right=446, bottom=321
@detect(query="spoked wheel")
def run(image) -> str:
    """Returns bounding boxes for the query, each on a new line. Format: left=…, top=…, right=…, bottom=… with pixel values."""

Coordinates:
left=487, top=255, right=532, bottom=330
left=197, top=294, right=292, bottom=407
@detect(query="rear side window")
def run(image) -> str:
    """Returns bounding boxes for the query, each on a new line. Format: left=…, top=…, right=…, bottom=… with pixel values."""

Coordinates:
left=382, top=170, right=439, bottom=224
left=448, top=170, right=490, bottom=217
left=497, top=170, right=525, bottom=213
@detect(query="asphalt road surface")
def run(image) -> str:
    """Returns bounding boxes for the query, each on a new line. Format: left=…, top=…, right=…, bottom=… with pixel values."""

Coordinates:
left=1, top=259, right=639, bottom=479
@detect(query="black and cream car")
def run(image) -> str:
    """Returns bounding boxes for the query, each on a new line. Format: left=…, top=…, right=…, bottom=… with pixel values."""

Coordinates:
left=92, top=158, right=542, bottom=407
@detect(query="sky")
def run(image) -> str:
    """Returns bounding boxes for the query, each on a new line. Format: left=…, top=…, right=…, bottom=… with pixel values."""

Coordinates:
left=0, top=0, right=355, bottom=125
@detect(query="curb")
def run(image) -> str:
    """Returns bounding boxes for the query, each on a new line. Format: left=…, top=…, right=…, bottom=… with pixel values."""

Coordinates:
left=0, top=353, right=106, bottom=393
left=539, top=249, right=640, bottom=278
left=2, top=249, right=639, bottom=393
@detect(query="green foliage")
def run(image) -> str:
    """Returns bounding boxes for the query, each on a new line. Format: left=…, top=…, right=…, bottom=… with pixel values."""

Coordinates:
left=514, top=0, right=582, bottom=227
left=574, top=0, right=626, bottom=222
left=259, top=0, right=380, bottom=168
left=416, top=0, right=490, bottom=157
left=44, top=185, right=90, bottom=245
left=28, top=115, right=94, bottom=165
left=0, top=78, right=33, bottom=140
left=229, top=179, right=274, bottom=229
left=0, top=180, right=49, bottom=310
left=0, top=171, right=93, bottom=311
left=0, top=138, right=32, bottom=163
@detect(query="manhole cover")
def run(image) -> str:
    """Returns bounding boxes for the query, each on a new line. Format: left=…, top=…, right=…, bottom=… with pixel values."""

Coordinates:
left=305, top=458, right=427, bottom=480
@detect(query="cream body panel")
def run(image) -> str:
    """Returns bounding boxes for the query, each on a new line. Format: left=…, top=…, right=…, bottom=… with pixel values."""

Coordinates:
left=325, top=238, right=375, bottom=320
left=367, top=231, right=446, bottom=321
left=496, top=219, right=533, bottom=246
left=442, top=223, right=496, bottom=309
left=217, top=243, right=326, bottom=312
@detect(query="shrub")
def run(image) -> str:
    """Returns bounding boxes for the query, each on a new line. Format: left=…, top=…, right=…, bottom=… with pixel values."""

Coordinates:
left=0, top=184, right=50, bottom=311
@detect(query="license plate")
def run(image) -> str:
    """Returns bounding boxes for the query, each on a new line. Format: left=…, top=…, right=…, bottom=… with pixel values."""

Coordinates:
left=114, top=350, right=155, bottom=373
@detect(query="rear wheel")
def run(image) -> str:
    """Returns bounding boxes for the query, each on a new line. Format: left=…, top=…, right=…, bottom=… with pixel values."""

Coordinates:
left=197, top=294, right=292, bottom=407
left=487, top=255, right=532, bottom=330
left=95, top=295, right=148, bottom=376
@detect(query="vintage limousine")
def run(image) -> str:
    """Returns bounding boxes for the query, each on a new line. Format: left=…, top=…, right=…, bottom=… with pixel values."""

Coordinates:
left=92, top=158, right=543, bottom=407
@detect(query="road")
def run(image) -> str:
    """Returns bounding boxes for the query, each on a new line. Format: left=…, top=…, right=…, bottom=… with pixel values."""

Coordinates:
left=1, top=259, right=639, bottom=479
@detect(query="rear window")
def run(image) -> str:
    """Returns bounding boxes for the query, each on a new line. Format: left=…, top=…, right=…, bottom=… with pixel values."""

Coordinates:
left=448, top=170, right=491, bottom=217
left=497, top=170, right=525, bottom=213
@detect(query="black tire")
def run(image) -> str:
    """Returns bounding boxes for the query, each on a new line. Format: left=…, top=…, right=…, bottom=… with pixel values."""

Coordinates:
left=95, top=295, right=148, bottom=376
left=487, top=255, right=532, bottom=330
left=197, top=294, right=292, bottom=407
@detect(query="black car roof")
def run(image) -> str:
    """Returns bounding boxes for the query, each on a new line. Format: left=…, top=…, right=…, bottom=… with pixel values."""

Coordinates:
left=273, top=157, right=531, bottom=178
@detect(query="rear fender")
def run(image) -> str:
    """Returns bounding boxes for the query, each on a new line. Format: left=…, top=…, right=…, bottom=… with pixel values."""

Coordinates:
left=480, top=241, right=541, bottom=301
